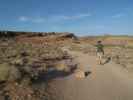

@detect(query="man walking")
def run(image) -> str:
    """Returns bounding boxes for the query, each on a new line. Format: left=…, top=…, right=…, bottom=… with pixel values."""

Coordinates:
left=95, top=41, right=104, bottom=65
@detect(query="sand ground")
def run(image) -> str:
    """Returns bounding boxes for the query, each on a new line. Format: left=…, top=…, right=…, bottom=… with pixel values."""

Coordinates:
left=51, top=51, right=133, bottom=100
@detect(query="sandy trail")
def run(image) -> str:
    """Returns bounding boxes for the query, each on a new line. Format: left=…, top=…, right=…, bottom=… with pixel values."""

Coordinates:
left=51, top=51, right=133, bottom=100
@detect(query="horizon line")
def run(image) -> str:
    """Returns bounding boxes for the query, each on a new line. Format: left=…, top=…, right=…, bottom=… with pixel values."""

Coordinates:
left=0, top=30, right=133, bottom=36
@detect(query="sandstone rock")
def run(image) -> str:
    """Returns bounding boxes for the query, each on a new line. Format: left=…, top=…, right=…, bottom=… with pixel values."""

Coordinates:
left=0, top=63, right=10, bottom=82
left=74, top=69, right=85, bottom=79
left=55, top=61, right=69, bottom=71
left=8, top=66, right=21, bottom=82
left=11, top=58, right=23, bottom=66
left=0, top=63, right=21, bottom=82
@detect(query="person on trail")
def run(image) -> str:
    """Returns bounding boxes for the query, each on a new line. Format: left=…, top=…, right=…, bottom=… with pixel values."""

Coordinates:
left=95, top=41, right=104, bottom=65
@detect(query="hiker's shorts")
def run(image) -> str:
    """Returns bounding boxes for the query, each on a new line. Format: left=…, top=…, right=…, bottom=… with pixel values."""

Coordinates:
left=96, top=52, right=103, bottom=61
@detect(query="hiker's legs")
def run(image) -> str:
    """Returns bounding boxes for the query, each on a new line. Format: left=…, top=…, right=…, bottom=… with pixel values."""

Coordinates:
left=97, top=52, right=103, bottom=65
left=99, top=54, right=102, bottom=64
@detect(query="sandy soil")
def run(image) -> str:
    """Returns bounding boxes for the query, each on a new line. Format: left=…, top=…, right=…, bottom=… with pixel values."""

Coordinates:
left=50, top=51, right=133, bottom=100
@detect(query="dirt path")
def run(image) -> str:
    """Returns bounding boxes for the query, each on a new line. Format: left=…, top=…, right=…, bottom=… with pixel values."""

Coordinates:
left=51, top=51, right=133, bottom=100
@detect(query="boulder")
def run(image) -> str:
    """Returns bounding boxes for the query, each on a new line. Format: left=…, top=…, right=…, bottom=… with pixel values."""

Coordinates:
left=55, top=61, right=69, bottom=72
left=74, top=69, right=85, bottom=79
left=0, top=63, right=21, bottom=82
left=8, top=66, right=21, bottom=81
left=0, top=63, right=10, bottom=81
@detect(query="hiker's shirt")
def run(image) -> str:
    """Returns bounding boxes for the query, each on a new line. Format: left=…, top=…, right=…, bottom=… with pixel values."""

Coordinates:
left=95, top=44, right=104, bottom=54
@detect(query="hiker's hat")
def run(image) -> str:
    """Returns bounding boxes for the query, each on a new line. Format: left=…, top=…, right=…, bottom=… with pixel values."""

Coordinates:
left=97, top=40, right=102, bottom=43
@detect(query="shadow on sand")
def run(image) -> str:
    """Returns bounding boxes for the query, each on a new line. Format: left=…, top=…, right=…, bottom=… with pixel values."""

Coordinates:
left=103, top=57, right=111, bottom=65
left=33, top=66, right=77, bottom=84
left=84, top=71, right=91, bottom=77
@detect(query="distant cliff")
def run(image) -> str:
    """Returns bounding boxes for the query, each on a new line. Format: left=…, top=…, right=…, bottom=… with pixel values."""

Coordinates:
left=0, top=31, right=77, bottom=39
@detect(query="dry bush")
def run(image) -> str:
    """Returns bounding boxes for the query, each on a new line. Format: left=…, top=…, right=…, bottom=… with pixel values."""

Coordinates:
left=0, top=39, right=78, bottom=100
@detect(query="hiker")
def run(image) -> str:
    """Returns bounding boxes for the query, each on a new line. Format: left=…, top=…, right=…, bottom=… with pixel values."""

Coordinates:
left=95, top=41, right=104, bottom=65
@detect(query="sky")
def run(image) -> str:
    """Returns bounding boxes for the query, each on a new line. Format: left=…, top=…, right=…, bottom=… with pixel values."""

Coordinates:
left=0, top=0, right=133, bottom=36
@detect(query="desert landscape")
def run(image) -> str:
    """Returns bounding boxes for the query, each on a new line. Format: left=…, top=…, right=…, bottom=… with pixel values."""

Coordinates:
left=0, top=31, right=133, bottom=100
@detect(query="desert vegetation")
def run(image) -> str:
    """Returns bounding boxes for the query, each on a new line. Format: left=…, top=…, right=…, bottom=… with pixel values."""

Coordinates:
left=0, top=31, right=133, bottom=100
left=69, top=35, right=133, bottom=71
left=0, top=32, right=78, bottom=100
